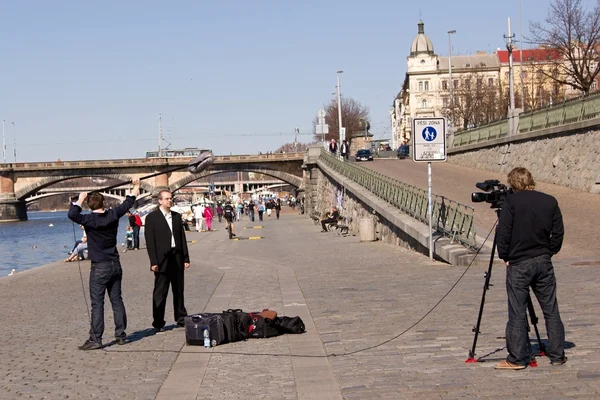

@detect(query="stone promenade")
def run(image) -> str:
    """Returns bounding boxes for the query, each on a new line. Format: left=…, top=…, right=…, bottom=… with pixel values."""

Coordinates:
left=1, top=210, right=600, bottom=399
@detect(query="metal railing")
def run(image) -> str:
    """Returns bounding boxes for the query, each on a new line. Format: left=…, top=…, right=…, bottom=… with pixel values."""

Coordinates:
left=451, top=91, right=600, bottom=148
left=318, top=149, right=477, bottom=248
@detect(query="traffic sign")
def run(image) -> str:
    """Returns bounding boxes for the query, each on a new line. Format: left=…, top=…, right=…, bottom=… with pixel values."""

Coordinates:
left=412, top=117, right=447, bottom=162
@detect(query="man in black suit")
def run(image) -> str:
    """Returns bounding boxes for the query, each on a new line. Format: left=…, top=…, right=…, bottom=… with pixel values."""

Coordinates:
left=144, top=190, right=190, bottom=331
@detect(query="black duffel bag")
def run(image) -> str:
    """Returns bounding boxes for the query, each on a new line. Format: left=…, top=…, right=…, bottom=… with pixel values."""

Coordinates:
left=248, top=313, right=281, bottom=339
left=276, top=316, right=305, bottom=334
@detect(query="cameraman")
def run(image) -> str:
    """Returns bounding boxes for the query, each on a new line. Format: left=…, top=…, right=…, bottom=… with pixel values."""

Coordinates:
left=494, top=167, right=566, bottom=370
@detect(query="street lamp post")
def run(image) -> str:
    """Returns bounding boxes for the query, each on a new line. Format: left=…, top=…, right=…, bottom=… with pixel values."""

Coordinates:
left=336, top=70, right=344, bottom=151
left=448, top=30, right=456, bottom=126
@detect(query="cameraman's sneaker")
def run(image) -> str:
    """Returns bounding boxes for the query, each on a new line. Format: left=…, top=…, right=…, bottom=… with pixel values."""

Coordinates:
left=78, top=339, right=102, bottom=351
left=551, top=357, right=568, bottom=366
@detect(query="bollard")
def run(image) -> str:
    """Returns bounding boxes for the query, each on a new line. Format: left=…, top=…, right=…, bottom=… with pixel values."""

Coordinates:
left=359, top=217, right=376, bottom=242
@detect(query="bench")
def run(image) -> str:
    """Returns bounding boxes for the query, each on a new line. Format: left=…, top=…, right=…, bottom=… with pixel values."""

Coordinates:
left=333, top=216, right=352, bottom=236
left=310, top=211, right=321, bottom=225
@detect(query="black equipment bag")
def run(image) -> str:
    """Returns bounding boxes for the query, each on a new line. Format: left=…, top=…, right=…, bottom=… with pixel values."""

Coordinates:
left=184, top=313, right=226, bottom=346
left=248, top=314, right=281, bottom=339
left=276, top=316, right=305, bottom=334
left=221, top=309, right=252, bottom=343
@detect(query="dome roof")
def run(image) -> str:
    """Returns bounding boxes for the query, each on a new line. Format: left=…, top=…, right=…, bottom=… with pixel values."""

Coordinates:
left=410, top=21, right=434, bottom=56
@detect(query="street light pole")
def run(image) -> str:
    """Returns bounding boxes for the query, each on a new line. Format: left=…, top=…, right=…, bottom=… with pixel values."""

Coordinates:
left=336, top=70, right=344, bottom=151
left=448, top=30, right=456, bottom=126
left=12, top=122, right=16, bottom=163
left=2, top=120, right=5, bottom=163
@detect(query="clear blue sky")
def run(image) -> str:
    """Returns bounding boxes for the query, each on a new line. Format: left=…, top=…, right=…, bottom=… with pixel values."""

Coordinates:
left=0, top=0, right=561, bottom=161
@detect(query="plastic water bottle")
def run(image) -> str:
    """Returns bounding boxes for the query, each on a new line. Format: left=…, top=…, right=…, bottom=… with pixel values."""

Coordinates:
left=203, top=328, right=210, bottom=348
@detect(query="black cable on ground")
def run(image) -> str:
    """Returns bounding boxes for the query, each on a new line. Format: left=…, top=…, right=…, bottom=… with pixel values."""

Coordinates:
left=73, top=218, right=497, bottom=358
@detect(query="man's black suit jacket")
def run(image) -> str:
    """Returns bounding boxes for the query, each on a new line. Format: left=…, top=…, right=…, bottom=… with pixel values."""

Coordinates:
left=144, top=209, right=190, bottom=273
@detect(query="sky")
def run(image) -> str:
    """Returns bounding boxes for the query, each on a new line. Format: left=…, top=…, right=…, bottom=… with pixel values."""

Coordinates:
left=0, top=0, right=575, bottom=162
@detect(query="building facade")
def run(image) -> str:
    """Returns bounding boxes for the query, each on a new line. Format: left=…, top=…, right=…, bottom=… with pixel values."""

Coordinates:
left=391, top=20, right=594, bottom=147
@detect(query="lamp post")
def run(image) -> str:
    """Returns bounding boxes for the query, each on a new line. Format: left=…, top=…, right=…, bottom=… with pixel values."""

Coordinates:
left=336, top=70, right=344, bottom=149
left=448, top=30, right=456, bottom=127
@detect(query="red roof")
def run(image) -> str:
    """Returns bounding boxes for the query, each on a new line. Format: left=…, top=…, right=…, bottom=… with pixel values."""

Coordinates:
left=496, top=48, right=562, bottom=63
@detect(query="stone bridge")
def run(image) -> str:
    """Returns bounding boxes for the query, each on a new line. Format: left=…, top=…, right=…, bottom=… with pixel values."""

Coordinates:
left=0, top=153, right=304, bottom=221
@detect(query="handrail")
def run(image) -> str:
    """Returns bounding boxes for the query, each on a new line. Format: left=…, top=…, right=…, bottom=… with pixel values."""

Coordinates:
left=451, top=92, right=600, bottom=148
left=317, top=149, right=477, bottom=249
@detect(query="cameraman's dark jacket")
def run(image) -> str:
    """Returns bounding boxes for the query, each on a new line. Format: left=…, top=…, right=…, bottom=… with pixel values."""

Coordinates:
left=496, top=190, right=564, bottom=263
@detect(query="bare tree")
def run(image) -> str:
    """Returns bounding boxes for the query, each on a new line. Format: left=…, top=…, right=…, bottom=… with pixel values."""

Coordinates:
left=530, top=0, right=600, bottom=94
left=273, top=142, right=316, bottom=153
left=442, top=69, right=506, bottom=129
left=313, top=97, right=370, bottom=144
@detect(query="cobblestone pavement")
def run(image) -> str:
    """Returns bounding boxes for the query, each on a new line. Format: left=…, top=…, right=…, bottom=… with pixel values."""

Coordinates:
left=363, top=159, right=600, bottom=261
left=1, top=210, right=599, bottom=399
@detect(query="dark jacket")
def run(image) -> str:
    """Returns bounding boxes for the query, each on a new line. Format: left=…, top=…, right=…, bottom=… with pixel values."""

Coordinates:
left=68, top=195, right=135, bottom=263
left=496, top=190, right=564, bottom=263
left=144, top=209, right=190, bottom=272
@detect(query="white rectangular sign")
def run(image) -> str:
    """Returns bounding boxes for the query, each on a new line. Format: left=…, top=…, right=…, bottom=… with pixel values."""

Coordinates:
left=412, top=117, right=447, bottom=162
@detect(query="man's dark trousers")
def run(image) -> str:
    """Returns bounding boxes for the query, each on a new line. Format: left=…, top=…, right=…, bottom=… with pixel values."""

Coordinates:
left=321, top=217, right=336, bottom=231
left=132, top=225, right=140, bottom=249
left=152, top=249, right=187, bottom=329
left=505, top=254, right=565, bottom=365
left=89, top=261, right=127, bottom=343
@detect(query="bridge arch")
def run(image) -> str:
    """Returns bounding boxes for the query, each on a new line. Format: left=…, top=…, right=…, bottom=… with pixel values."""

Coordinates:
left=16, top=174, right=155, bottom=201
left=169, top=166, right=303, bottom=193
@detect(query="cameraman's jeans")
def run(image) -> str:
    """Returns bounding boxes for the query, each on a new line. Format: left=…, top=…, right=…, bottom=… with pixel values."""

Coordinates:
left=505, top=254, right=565, bottom=365
left=89, top=261, right=127, bottom=343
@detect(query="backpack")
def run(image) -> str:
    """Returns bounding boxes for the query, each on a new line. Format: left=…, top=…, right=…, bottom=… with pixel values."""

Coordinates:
left=134, top=214, right=142, bottom=227
left=224, top=206, right=234, bottom=218
left=221, top=309, right=252, bottom=343
left=248, top=314, right=281, bottom=338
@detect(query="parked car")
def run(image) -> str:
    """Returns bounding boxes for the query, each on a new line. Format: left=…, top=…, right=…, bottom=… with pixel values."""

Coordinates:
left=355, top=149, right=374, bottom=162
left=397, top=145, right=410, bottom=159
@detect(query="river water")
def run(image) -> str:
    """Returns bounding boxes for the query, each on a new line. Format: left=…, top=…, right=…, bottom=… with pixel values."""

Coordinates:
left=0, top=211, right=129, bottom=277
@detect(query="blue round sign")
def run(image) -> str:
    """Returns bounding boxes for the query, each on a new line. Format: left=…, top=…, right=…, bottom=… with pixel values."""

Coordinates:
left=422, top=126, right=437, bottom=142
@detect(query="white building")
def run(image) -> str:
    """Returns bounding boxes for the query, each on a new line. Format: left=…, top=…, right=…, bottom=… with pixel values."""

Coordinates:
left=392, top=21, right=501, bottom=146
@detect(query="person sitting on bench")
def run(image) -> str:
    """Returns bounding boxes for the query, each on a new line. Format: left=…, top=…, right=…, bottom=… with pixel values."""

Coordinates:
left=321, top=206, right=340, bottom=232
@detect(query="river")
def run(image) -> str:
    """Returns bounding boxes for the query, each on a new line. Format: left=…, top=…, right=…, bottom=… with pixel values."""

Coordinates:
left=0, top=211, right=129, bottom=276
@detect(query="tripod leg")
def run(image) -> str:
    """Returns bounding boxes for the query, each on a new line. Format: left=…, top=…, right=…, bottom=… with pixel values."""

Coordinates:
left=527, top=295, right=547, bottom=357
left=466, top=233, right=497, bottom=363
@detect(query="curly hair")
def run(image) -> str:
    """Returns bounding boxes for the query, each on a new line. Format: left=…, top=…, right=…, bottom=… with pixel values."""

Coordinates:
left=507, top=167, right=536, bottom=192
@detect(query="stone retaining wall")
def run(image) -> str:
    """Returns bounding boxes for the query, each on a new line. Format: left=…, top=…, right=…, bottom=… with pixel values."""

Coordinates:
left=310, top=168, right=422, bottom=252
left=449, top=128, right=600, bottom=194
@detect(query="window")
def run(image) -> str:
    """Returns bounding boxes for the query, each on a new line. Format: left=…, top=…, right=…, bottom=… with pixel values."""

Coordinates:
left=421, top=99, right=428, bottom=109
left=593, top=81, right=598, bottom=90
left=454, top=80, right=459, bottom=89
left=488, top=78, right=494, bottom=87
left=418, top=81, right=423, bottom=91
left=476, top=78, right=483, bottom=88
left=424, top=81, right=429, bottom=91
left=443, top=97, right=448, bottom=108
left=505, top=72, right=510, bottom=80
left=442, top=80, right=448, bottom=90
left=465, top=79, right=471, bottom=90
left=465, top=63, right=471, bottom=68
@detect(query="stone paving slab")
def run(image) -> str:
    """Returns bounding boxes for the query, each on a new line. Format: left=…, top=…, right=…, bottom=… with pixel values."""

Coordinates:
left=1, top=209, right=599, bottom=399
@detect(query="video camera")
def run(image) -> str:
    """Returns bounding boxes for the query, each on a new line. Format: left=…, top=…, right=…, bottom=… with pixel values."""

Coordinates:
left=471, top=180, right=512, bottom=209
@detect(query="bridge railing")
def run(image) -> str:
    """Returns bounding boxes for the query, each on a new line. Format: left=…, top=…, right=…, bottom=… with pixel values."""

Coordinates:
left=318, top=149, right=477, bottom=249
left=451, top=91, right=600, bottom=148
left=0, top=152, right=305, bottom=170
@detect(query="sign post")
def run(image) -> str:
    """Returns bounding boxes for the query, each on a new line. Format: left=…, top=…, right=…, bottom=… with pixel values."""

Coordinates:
left=412, top=117, right=447, bottom=260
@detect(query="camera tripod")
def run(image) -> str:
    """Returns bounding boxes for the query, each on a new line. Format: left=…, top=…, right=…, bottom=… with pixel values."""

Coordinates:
left=465, top=208, right=547, bottom=365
